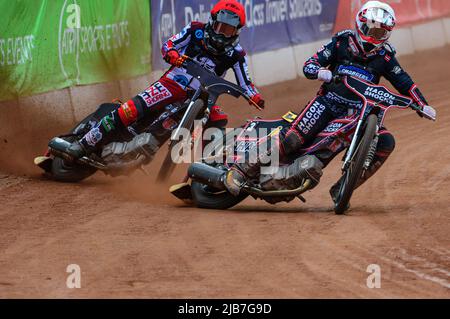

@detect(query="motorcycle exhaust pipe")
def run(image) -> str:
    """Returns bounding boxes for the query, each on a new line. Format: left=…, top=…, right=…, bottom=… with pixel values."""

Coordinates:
left=188, top=163, right=227, bottom=190
left=48, top=137, right=77, bottom=162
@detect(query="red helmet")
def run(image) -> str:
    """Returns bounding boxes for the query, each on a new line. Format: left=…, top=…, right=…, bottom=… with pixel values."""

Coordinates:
left=205, top=0, right=246, bottom=55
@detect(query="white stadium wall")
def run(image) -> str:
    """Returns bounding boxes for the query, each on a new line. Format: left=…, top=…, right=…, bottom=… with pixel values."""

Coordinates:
left=410, top=19, right=448, bottom=51
left=444, top=17, right=450, bottom=43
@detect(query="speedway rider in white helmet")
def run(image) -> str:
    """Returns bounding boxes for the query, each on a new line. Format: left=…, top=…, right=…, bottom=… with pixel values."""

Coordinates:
left=355, top=0, right=397, bottom=53
left=224, top=1, right=437, bottom=205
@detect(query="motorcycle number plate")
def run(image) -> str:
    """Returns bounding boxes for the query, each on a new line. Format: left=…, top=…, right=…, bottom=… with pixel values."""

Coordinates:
left=282, top=111, right=298, bottom=123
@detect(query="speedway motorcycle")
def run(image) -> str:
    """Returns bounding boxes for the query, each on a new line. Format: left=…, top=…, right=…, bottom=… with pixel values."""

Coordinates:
left=172, top=75, right=435, bottom=214
left=35, top=57, right=260, bottom=182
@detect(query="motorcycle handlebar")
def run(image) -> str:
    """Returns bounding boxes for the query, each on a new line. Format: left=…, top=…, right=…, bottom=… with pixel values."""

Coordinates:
left=182, top=55, right=262, bottom=111
left=330, top=75, right=425, bottom=112
left=409, top=102, right=422, bottom=111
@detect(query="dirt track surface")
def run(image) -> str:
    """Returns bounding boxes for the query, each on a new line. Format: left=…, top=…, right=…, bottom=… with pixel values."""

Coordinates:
left=1, top=47, right=449, bottom=298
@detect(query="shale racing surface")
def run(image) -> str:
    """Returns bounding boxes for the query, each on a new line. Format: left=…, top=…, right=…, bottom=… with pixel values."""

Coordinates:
left=0, top=47, right=449, bottom=298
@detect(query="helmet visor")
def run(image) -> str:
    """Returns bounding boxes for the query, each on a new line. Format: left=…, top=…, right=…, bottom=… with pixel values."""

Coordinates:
left=213, top=21, right=238, bottom=37
left=360, top=23, right=390, bottom=41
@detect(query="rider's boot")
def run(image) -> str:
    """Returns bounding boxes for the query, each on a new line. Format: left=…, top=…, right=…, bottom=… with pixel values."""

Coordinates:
left=63, top=139, right=91, bottom=159
left=48, top=133, right=99, bottom=161
left=49, top=105, right=129, bottom=161
left=224, top=129, right=304, bottom=196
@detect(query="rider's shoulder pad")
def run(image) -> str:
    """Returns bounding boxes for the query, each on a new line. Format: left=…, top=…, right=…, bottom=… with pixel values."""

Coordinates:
left=232, top=44, right=246, bottom=58
left=334, top=29, right=355, bottom=39
left=383, top=42, right=397, bottom=55
left=234, top=43, right=245, bottom=53
left=190, top=21, right=205, bottom=30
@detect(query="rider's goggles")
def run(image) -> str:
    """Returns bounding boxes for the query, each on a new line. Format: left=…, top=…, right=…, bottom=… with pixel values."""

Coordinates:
left=212, top=10, right=241, bottom=38
left=360, top=24, right=390, bottom=41
left=212, top=21, right=238, bottom=38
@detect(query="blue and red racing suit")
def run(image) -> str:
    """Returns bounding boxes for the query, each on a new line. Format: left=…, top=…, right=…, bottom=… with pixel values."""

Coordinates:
left=79, top=22, right=261, bottom=151
left=161, top=22, right=260, bottom=109
left=120, top=21, right=260, bottom=130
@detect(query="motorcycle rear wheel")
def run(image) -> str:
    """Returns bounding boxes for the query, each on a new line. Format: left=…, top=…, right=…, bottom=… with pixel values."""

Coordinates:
left=49, top=104, right=119, bottom=182
left=191, top=181, right=248, bottom=210
left=51, top=155, right=97, bottom=183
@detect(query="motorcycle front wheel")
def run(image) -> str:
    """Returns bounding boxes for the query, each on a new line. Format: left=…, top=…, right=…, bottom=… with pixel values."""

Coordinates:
left=157, top=99, right=205, bottom=182
left=334, top=114, right=378, bottom=214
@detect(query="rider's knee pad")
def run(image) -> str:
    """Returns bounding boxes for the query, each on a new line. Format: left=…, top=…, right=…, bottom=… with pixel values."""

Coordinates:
left=377, top=132, right=395, bottom=157
left=360, top=131, right=395, bottom=184
left=280, top=129, right=305, bottom=156
left=118, top=100, right=139, bottom=126
left=207, top=105, right=228, bottom=128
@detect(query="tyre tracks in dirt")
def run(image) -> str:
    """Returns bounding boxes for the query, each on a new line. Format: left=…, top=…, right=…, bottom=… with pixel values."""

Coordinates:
left=0, top=47, right=449, bottom=298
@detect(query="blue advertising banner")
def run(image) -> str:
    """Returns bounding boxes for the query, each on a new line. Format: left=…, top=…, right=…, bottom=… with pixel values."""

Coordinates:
left=151, top=0, right=340, bottom=70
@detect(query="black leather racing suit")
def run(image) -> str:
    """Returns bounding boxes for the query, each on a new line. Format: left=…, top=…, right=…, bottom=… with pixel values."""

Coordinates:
left=237, top=30, right=429, bottom=192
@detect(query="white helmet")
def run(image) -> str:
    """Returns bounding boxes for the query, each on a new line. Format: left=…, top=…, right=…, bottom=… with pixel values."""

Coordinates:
left=355, top=1, right=396, bottom=53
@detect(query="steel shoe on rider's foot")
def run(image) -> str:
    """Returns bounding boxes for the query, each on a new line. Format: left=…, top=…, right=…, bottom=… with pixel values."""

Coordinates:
left=329, top=179, right=351, bottom=211
left=48, top=137, right=88, bottom=161
left=224, top=167, right=247, bottom=196
left=329, top=181, right=341, bottom=204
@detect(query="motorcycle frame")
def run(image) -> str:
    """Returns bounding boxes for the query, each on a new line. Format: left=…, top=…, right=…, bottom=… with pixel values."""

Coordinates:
left=299, top=76, right=414, bottom=168
left=232, top=76, right=414, bottom=171
left=170, top=58, right=252, bottom=144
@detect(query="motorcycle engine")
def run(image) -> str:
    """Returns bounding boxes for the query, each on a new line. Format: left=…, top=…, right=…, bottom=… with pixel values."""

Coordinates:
left=258, top=155, right=324, bottom=202
left=101, top=132, right=160, bottom=173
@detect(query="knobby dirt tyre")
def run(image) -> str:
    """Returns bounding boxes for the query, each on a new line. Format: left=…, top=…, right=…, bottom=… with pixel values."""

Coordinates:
left=191, top=181, right=248, bottom=210
left=334, top=114, right=378, bottom=214
left=157, top=99, right=205, bottom=182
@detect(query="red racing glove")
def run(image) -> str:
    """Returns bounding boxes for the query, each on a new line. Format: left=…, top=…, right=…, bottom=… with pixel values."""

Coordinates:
left=164, top=50, right=186, bottom=67
left=249, top=93, right=265, bottom=109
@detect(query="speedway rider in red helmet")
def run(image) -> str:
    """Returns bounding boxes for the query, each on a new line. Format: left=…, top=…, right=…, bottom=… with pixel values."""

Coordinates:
left=53, top=0, right=264, bottom=160
left=224, top=1, right=436, bottom=205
